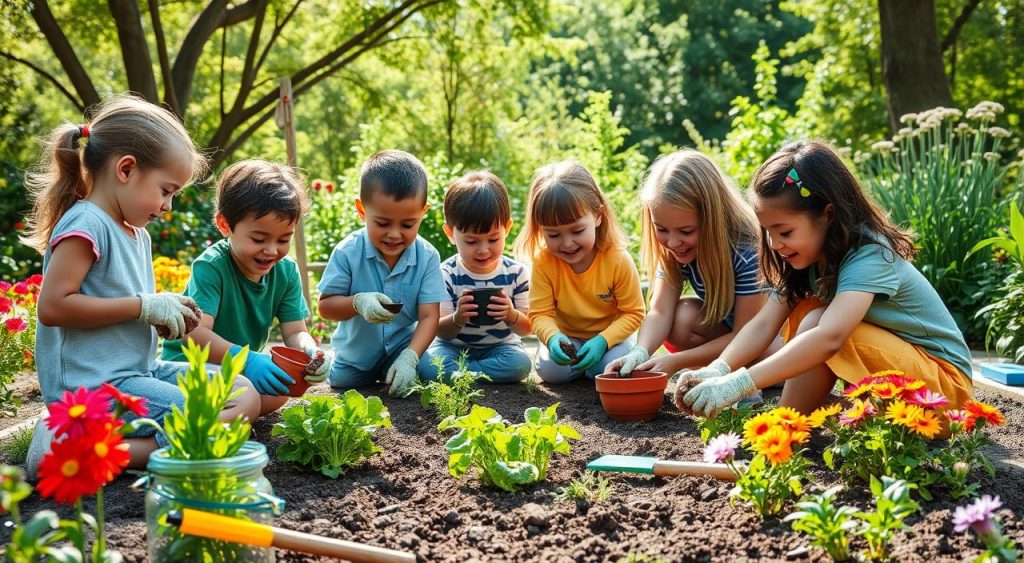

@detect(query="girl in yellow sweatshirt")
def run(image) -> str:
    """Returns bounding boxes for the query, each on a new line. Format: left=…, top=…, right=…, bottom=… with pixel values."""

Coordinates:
left=514, top=160, right=645, bottom=383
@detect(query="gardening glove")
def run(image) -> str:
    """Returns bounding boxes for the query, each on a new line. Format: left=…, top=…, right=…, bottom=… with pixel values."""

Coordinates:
left=607, top=344, right=650, bottom=377
left=682, top=367, right=757, bottom=418
left=574, top=335, right=609, bottom=372
left=547, top=333, right=573, bottom=366
left=138, top=292, right=198, bottom=340
left=353, top=292, right=397, bottom=324
left=385, top=348, right=419, bottom=397
left=302, top=344, right=333, bottom=383
left=231, top=345, right=294, bottom=396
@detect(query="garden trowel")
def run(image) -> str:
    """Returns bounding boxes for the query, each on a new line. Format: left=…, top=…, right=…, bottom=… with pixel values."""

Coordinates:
left=586, top=455, right=739, bottom=481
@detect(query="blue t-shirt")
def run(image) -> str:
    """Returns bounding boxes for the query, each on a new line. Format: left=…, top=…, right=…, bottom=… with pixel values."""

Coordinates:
left=317, top=228, right=447, bottom=371
left=811, top=232, right=973, bottom=378
left=660, top=244, right=764, bottom=327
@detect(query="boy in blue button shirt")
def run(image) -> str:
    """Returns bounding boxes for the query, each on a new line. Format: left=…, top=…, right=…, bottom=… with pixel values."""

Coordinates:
left=317, top=150, right=446, bottom=396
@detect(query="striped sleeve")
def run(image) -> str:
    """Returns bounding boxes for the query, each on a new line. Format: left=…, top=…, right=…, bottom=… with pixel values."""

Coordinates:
left=733, top=246, right=766, bottom=295
left=439, top=257, right=458, bottom=316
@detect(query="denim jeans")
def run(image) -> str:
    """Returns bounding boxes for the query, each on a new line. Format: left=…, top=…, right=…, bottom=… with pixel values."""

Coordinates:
left=417, top=340, right=533, bottom=384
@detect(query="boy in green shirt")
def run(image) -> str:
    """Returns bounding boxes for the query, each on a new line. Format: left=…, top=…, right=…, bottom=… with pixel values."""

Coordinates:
left=162, top=160, right=331, bottom=413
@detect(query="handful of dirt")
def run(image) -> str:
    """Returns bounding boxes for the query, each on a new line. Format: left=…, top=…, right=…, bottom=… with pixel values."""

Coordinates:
left=305, top=350, right=325, bottom=375
left=674, top=375, right=702, bottom=416
left=559, top=339, right=579, bottom=365
left=155, top=297, right=202, bottom=339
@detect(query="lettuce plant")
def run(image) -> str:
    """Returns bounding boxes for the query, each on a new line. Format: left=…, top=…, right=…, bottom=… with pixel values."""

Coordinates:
left=272, top=391, right=392, bottom=478
left=439, top=404, right=579, bottom=492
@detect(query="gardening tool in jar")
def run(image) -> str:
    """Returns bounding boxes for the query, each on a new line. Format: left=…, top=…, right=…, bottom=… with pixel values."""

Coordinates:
left=166, top=508, right=417, bottom=562
left=587, top=454, right=740, bottom=481
left=135, top=441, right=285, bottom=562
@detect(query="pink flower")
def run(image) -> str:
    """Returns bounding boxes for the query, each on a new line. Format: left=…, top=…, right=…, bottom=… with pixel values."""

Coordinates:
left=0, top=281, right=10, bottom=292
left=703, top=432, right=741, bottom=463
left=946, top=410, right=968, bottom=422
left=953, top=495, right=1002, bottom=537
left=0, top=296, right=11, bottom=314
left=905, top=388, right=950, bottom=409
left=4, top=317, right=27, bottom=333
left=47, top=387, right=114, bottom=440
left=839, top=399, right=877, bottom=426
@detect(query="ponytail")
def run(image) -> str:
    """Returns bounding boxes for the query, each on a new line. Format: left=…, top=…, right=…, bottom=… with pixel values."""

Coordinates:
left=21, top=124, right=90, bottom=254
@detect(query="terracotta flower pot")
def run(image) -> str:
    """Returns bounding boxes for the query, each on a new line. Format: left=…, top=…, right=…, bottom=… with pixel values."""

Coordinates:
left=594, top=371, right=668, bottom=421
left=270, top=345, right=311, bottom=397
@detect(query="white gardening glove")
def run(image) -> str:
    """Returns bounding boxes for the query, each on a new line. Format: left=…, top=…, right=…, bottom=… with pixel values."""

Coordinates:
left=138, top=293, right=199, bottom=340
left=302, top=344, right=333, bottom=383
left=682, top=367, right=758, bottom=418
left=385, top=348, right=419, bottom=397
left=671, top=358, right=732, bottom=406
left=606, top=345, right=650, bottom=377
left=353, top=292, right=398, bottom=324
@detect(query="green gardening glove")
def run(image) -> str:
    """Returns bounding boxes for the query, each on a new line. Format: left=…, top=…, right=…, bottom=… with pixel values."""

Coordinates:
left=574, top=335, right=608, bottom=372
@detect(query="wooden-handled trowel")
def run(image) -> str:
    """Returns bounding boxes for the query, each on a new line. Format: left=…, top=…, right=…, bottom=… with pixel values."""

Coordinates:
left=586, top=455, right=739, bottom=481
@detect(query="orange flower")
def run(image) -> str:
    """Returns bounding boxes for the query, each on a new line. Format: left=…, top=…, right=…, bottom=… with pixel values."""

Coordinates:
left=772, top=407, right=810, bottom=433
left=743, top=412, right=778, bottom=445
left=963, top=400, right=1005, bottom=431
left=908, top=410, right=941, bottom=439
left=753, top=426, right=794, bottom=465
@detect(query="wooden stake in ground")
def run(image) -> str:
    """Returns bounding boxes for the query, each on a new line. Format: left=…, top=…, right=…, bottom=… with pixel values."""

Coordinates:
left=167, top=508, right=416, bottom=562
left=275, top=77, right=312, bottom=310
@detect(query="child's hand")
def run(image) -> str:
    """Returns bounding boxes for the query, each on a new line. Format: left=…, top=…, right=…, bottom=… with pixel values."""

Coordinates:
left=138, top=293, right=200, bottom=340
left=231, top=345, right=294, bottom=395
left=548, top=334, right=575, bottom=366
left=487, top=291, right=518, bottom=324
left=353, top=292, right=398, bottom=324
left=607, top=344, right=650, bottom=377
left=452, top=290, right=478, bottom=327
left=385, top=348, right=419, bottom=397
left=302, top=345, right=333, bottom=383
left=575, top=335, right=608, bottom=372
left=681, top=368, right=757, bottom=418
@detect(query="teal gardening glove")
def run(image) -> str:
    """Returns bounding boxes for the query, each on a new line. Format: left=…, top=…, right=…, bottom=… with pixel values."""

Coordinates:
left=231, top=345, right=294, bottom=395
left=574, top=335, right=608, bottom=372
left=547, top=334, right=573, bottom=366
left=385, top=348, right=419, bottom=397
left=681, top=367, right=757, bottom=418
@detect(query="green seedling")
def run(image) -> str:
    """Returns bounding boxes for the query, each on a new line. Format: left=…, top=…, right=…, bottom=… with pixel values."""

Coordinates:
left=413, top=352, right=490, bottom=419
left=556, top=470, right=613, bottom=503
left=784, top=486, right=857, bottom=561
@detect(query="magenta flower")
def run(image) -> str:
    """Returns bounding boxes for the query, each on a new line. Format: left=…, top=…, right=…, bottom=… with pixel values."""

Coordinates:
left=953, top=495, right=1002, bottom=537
left=4, top=317, right=27, bottom=333
left=946, top=410, right=968, bottom=423
left=906, top=388, right=950, bottom=409
left=703, top=432, right=741, bottom=463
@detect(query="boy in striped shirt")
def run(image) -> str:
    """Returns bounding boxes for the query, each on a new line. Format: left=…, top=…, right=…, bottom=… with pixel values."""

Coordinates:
left=416, top=171, right=533, bottom=383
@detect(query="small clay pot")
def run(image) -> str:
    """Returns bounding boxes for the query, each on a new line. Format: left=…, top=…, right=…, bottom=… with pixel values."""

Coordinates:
left=270, top=345, right=311, bottom=397
left=594, top=371, right=668, bottom=421
left=471, top=288, right=503, bottom=326
left=382, top=302, right=404, bottom=314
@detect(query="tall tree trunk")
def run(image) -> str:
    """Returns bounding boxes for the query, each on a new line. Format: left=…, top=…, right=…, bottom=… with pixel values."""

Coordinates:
left=108, top=0, right=158, bottom=101
left=878, top=0, right=953, bottom=132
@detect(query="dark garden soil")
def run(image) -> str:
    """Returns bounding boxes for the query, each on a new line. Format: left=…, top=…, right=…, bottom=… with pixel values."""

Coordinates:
left=4, top=374, right=1024, bottom=562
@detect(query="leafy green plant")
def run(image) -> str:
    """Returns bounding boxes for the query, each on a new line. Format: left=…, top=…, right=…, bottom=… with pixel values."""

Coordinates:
left=0, top=425, right=32, bottom=465
left=855, top=477, right=919, bottom=562
left=697, top=402, right=763, bottom=444
left=731, top=450, right=813, bottom=518
left=439, top=404, right=579, bottom=492
left=413, top=352, right=490, bottom=419
left=556, top=471, right=613, bottom=503
left=861, top=103, right=1013, bottom=338
left=784, top=486, right=857, bottom=561
left=272, top=391, right=392, bottom=478
left=972, top=201, right=1024, bottom=362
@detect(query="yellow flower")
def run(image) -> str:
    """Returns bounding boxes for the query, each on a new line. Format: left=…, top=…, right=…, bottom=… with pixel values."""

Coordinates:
left=885, top=400, right=923, bottom=428
left=871, top=382, right=900, bottom=400
left=743, top=412, right=778, bottom=445
left=807, top=404, right=842, bottom=428
left=844, top=382, right=875, bottom=398
left=909, top=410, right=941, bottom=439
left=753, top=426, right=794, bottom=465
left=771, top=407, right=810, bottom=433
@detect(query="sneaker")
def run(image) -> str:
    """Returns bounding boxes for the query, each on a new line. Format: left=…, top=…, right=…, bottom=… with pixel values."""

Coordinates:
left=25, top=417, right=54, bottom=481
left=738, top=389, right=764, bottom=408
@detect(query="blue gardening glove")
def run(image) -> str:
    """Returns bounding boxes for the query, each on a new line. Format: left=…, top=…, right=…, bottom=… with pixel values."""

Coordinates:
left=385, top=348, right=419, bottom=397
left=231, top=345, right=294, bottom=395
left=575, top=335, right=608, bottom=372
left=682, top=367, right=757, bottom=418
left=547, top=334, right=573, bottom=366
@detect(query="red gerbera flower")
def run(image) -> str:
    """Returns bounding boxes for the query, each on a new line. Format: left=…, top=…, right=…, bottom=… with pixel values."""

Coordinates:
left=87, top=422, right=131, bottom=485
left=12, top=282, right=28, bottom=295
left=25, top=274, right=43, bottom=287
left=5, top=317, right=27, bottom=333
left=101, top=383, right=149, bottom=417
left=963, top=400, right=1005, bottom=431
left=0, top=296, right=11, bottom=314
left=47, top=387, right=114, bottom=440
left=37, top=439, right=103, bottom=504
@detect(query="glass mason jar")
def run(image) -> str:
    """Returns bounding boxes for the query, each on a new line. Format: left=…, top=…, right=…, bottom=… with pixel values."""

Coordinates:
left=143, top=441, right=284, bottom=562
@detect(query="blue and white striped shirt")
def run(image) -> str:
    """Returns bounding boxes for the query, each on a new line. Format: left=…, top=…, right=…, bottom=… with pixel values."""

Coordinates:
left=439, top=255, right=530, bottom=348
left=660, top=244, right=765, bottom=327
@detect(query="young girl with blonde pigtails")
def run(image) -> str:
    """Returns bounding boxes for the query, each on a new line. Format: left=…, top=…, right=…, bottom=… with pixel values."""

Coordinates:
left=607, top=150, right=772, bottom=402
left=514, top=160, right=645, bottom=383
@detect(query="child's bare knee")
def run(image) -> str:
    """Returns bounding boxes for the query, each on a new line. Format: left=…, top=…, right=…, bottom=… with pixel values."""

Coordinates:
left=795, top=307, right=826, bottom=334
